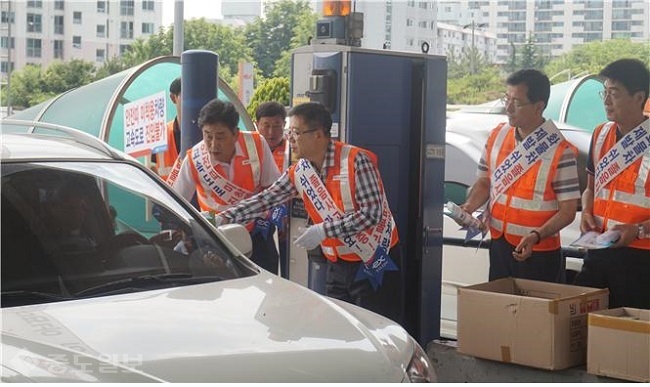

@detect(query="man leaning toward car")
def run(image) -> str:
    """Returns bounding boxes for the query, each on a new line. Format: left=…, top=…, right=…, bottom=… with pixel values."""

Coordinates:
left=168, top=98, right=281, bottom=274
left=573, top=59, right=650, bottom=309
left=215, top=102, right=401, bottom=323
left=459, top=69, right=581, bottom=283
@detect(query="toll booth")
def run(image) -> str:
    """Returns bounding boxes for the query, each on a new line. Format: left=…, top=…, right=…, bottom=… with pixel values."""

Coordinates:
left=289, top=44, right=447, bottom=344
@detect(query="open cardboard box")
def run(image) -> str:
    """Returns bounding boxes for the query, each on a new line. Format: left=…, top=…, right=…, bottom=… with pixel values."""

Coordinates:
left=587, top=307, right=650, bottom=382
left=458, top=277, right=609, bottom=370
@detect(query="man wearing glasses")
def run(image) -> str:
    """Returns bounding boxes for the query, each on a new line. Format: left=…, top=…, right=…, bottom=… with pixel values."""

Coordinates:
left=216, top=102, right=401, bottom=322
left=573, top=59, right=650, bottom=309
left=169, top=98, right=281, bottom=274
left=458, top=69, right=581, bottom=283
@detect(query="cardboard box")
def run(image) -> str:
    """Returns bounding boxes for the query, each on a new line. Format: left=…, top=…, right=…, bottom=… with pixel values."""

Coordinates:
left=457, top=278, right=609, bottom=370
left=587, top=307, right=650, bottom=382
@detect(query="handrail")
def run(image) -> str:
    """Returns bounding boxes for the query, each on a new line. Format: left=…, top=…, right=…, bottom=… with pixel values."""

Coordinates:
left=1, top=119, right=124, bottom=160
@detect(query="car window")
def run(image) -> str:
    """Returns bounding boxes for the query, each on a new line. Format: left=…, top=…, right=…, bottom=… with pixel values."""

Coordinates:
left=1, top=161, right=256, bottom=307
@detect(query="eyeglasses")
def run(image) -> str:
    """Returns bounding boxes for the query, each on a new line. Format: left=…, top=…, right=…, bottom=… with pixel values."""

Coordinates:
left=500, top=95, right=533, bottom=109
left=598, top=90, right=621, bottom=101
left=283, top=128, right=319, bottom=140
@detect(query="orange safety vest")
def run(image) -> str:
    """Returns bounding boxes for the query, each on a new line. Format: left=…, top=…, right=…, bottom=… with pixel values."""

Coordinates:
left=288, top=141, right=399, bottom=263
left=187, top=131, right=266, bottom=231
left=271, top=140, right=287, bottom=172
left=156, top=120, right=180, bottom=181
left=487, top=124, right=577, bottom=250
left=592, top=122, right=650, bottom=250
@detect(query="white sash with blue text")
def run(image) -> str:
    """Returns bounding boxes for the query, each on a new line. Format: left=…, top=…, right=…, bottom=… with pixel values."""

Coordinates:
left=294, top=158, right=394, bottom=263
left=594, top=119, right=650, bottom=196
left=490, top=120, right=563, bottom=201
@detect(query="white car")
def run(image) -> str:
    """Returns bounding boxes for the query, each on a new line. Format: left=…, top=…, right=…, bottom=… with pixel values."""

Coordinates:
left=440, top=107, right=592, bottom=339
left=0, top=120, right=435, bottom=383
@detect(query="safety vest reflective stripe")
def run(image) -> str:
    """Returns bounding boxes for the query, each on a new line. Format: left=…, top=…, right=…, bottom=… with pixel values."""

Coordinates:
left=487, top=124, right=572, bottom=250
left=592, top=120, right=650, bottom=250
left=156, top=120, right=180, bottom=181
left=339, top=145, right=355, bottom=213
left=493, top=193, right=560, bottom=211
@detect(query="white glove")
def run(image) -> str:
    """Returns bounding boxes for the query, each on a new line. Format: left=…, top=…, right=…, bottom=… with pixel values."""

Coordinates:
left=214, top=215, right=230, bottom=227
left=294, top=224, right=326, bottom=250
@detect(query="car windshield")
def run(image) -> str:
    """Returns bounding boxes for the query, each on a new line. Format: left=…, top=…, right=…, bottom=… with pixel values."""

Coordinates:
left=1, top=161, right=257, bottom=307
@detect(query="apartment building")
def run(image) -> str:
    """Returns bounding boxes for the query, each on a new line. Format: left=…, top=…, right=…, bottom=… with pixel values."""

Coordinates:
left=0, top=0, right=162, bottom=80
left=437, top=0, right=649, bottom=63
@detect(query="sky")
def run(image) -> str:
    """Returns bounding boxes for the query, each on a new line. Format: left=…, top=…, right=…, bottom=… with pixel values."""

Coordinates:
left=162, top=0, right=223, bottom=27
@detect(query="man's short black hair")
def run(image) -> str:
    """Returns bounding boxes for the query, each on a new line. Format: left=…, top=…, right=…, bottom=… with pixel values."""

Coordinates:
left=169, top=77, right=181, bottom=95
left=198, top=98, right=239, bottom=133
left=506, top=69, right=550, bottom=109
left=255, top=101, right=286, bottom=121
left=600, top=58, right=650, bottom=106
left=287, top=102, right=332, bottom=136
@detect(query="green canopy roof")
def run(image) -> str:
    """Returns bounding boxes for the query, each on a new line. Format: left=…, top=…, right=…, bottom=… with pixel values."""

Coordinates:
left=9, top=56, right=254, bottom=151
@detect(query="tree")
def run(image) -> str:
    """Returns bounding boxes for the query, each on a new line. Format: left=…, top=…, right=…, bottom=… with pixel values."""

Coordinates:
left=244, top=0, right=313, bottom=78
left=544, top=39, right=650, bottom=83
left=246, top=77, right=290, bottom=119
left=273, top=10, right=318, bottom=78
left=3, top=60, right=97, bottom=109
left=447, top=66, right=504, bottom=105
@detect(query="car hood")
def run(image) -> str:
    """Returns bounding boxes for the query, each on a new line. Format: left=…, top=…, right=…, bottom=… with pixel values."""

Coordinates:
left=1, top=274, right=412, bottom=382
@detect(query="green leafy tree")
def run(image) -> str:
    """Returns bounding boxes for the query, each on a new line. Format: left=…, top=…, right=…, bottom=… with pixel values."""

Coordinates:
left=273, top=10, right=318, bottom=78
left=246, top=77, right=290, bottom=118
left=42, top=59, right=96, bottom=94
left=245, top=0, right=313, bottom=78
left=448, top=45, right=490, bottom=78
left=518, top=33, right=548, bottom=70
left=447, top=66, right=504, bottom=105
left=544, top=39, right=650, bottom=83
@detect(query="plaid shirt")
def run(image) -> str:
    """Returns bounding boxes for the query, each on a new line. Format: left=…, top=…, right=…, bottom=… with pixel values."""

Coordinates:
left=219, top=140, right=385, bottom=239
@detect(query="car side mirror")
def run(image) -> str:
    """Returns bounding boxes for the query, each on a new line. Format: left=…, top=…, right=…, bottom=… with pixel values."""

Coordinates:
left=216, top=224, right=253, bottom=258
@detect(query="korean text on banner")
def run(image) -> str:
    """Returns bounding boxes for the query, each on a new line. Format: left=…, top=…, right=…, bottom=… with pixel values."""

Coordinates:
left=123, top=91, right=168, bottom=157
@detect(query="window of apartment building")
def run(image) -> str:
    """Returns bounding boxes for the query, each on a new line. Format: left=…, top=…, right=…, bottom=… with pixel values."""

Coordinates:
left=27, top=1, right=43, bottom=8
left=583, top=32, right=602, bottom=42
left=142, top=22, right=154, bottom=34
left=142, top=0, right=154, bottom=11
left=611, top=21, right=631, bottom=30
left=96, top=49, right=105, bottom=62
left=419, top=2, right=427, bottom=9
left=612, top=9, right=631, bottom=19
left=54, top=15, right=64, bottom=34
left=1, top=37, right=15, bottom=49
left=54, top=0, right=64, bottom=10
left=612, top=32, right=632, bottom=39
left=73, top=11, right=82, bottom=24
left=97, top=24, right=106, bottom=37
left=97, top=1, right=107, bottom=13
left=53, top=40, right=64, bottom=58
left=27, top=13, right=42, bottom=33
left=584, top=1, right=603, bottom=8
left=535, top=22, right=552, bottom=32
left=120, top=0, right=134, bottom=16
left=584, top=10, right=603, bottom=20
left=73, top=36, right=81, bottom=48
left=26, top=38, right=42, bottom=58
left=535, top=11, right=551, bottom=20
left=418, top=20, right=427, bottom=28
left=406, top=18, right=413, bottom=27
left=1, top=61, right=15, bottom=73
left=508, top=1, right=526, bottom=10
left=407, top=38, right=414, bottom=46
left=584, top=21, right=603, bottom=31
left=119, top=44, right=130, bottom=55
left=612, top=0, right=631, bottom=7
left=1, top=11, right=15, bottom=24
left=121, top=21, right=134, bottom=38
left=406, top=1, right=415, bottom=6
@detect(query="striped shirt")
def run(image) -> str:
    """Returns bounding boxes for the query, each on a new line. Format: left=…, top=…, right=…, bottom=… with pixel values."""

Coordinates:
left=219, top=141, right=386, bottom=239
left=477, top=125, right=581, bottom=201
